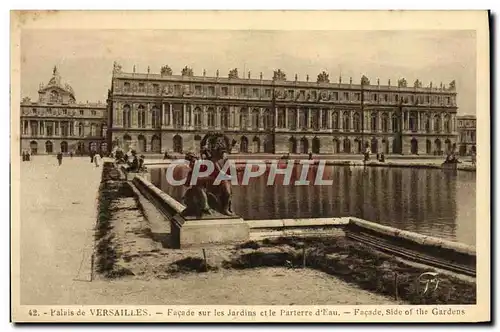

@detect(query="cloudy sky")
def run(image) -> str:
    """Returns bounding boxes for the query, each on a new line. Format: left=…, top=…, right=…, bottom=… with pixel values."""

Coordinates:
left=21, top=29, right=476, bottom=114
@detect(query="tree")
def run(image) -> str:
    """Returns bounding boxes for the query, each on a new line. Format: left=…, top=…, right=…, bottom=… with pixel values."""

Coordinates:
left=317, top=71, right=330, bottom=83
left=228, top=68, right=239, bottom=79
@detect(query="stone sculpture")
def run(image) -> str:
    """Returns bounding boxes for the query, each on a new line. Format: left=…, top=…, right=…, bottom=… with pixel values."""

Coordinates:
left=182, top=133, right=235, bottom=217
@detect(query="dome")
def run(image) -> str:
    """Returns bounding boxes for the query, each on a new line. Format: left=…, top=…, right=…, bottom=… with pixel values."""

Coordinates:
left=43, top=66, right=75, bottom=98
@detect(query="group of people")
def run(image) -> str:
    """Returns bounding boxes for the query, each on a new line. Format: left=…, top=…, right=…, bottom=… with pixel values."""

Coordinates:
left=111, top=148, right=145, bottom=172
left=21, top=150, right=31, bottom=161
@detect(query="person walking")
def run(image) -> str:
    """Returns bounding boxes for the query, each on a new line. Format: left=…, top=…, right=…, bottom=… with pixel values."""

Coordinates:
left=70, top=151, right=73, bottom=158
left=94, top=152, right=101, bottom=167
left=56, top=151, right=63, bottom=166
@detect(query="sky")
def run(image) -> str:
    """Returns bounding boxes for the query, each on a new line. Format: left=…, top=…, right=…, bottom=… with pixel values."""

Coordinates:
left=20, top=29, right=476, bottom=115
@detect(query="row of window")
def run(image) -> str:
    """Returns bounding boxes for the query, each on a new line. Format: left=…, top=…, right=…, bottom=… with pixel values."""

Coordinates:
left=118, top=81, right=455, bottom=105
left=119, top=106, right=453, bottom=133
left=457, top=120, right=476, bottom=128
left=22, top=121, right=102, bottom=137
left=26, top=108, right=100, bottom=116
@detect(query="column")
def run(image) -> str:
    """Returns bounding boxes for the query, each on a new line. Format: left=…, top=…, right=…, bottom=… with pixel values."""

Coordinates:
left=203, top=106, right=208, bottom=129
left=308, top=108, right=312, bottom=129
left=259, top=108, right=264, bottom=130
left=275, top=106, right=278, bottom=127
left=146, top=104, right=152, bottom=128
left=132, top=104, right=138, bottom=127
left=182, top=104, right=187, bottom=128
left=440, top=113, right=444, bottom=133
left=285, top=107, right=289, bottom=128
left=350, top=110, right=354, bottom=131
left=296, top=108, right=300, bottom=129
left=161, top=103, right=165, bottom=127
left=319, top=109, right=323, bottom=129
left=327, top=109, right=332, bottom=129
left=168, top=104, right=173, bottom=127
left=377, top=112, right=382, bottom=133
left=247, top=107, right=251, bottom=130
left=216, top=107, right=221, bottom=129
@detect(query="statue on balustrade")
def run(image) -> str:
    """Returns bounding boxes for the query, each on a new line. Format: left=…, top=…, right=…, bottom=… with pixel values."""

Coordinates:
left=317, top=71, right=330, bottom=83
left=160, top=65, right=173, bottom=76
left=181, top=133, right=235, bottom=218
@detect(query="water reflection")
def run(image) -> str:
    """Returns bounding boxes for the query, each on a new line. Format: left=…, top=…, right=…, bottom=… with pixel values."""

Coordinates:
left=149, top=164, right=476, bottom=246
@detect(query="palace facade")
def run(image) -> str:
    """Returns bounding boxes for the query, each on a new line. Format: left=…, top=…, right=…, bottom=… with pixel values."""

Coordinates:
left=106, top=64, right=459, bottom=156
left=20, top=67, right=108, bottom=155
left=457, top=115, right=476, bottom=155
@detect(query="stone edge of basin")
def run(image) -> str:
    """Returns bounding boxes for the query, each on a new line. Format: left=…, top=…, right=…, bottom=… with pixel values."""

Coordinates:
left=247, top=218, right=350, bottom=229
left=127, top=169, right=475, bottom=257
left=144, top=160, right=475, bottom=172
left=348, top=217, right=476, bottom=256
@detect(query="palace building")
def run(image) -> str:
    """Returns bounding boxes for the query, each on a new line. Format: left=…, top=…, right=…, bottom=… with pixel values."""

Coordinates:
left=20, top=67, right=107, bottom=155
left=457, top=115, right=476, bottom=156
left=107, top=63, right=459, bottom=156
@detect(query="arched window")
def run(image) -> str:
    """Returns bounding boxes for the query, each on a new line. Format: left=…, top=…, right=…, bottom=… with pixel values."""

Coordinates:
left=409, top=111, right=418, bottom=132
left=392, top=113, right=400, bottom=132
left=60, top=141, right=68, bottom=153
left=278, top=108, right=286, bottom=128
left=239, top=108, right=248, bottom=129
left=299, top=109, right=307, bottom=129
left=194, top=107, right=202, bottom=128
left=207, top=107, right=216, bottom=128
left=381, top=113, right=389, bottom=132
left=220, top=107, right=229, bottom=129
left=78, top=122, right=84, bottom=137
left=123, top=105, right=131, bottom=128
left=45, top=141, right=53, bottom=154
left=138, top=105, right=146, bottom=128
left=434, top=114, right=441, bottom=132
left=173, top=108, right=183, bottom=128
left=320, top=109, right=328, bottom=129
left=370, top=112, right=378, bottom=131
left=252, top=109, right=259, bottom=129
left=332, top=111, right=339, bottom=129
left=288, top=109, right=297, bottom=130
left=353, top=112, right=360, bottom=132
left=444, top=114, right=451, bottom=133
left=263, top=109, right=273, bottom=129
left=344, top=111, right=351, bottom=131
left=152, top=107, right=160, bottom=128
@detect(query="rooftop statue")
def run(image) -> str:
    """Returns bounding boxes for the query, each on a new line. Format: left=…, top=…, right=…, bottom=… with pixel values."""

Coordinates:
left=398, top=78, right=408, bottom=88
left=228, top=68, right=239, bottom=79
left=317, top=71, right=330, bottom=83
left=160, top=65, right=173, bottom=76
left=414, top=79, right=422, bottom=88
left=113, top=61, right=122, bottom=74
left=449, top=80, right=456, bottom=90
left=181, top=66, right=194, bottom=77
left=273, top=69, right=286, bottom=81
left=361, top=75, right=370, bottom=86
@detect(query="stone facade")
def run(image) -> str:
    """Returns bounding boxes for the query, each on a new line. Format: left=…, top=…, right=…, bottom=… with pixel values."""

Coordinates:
left=20, top=67, right=107, bottom=155
left=107, top=64, right=459, bottom=155
left=457, top=115, right=476, bottom=155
